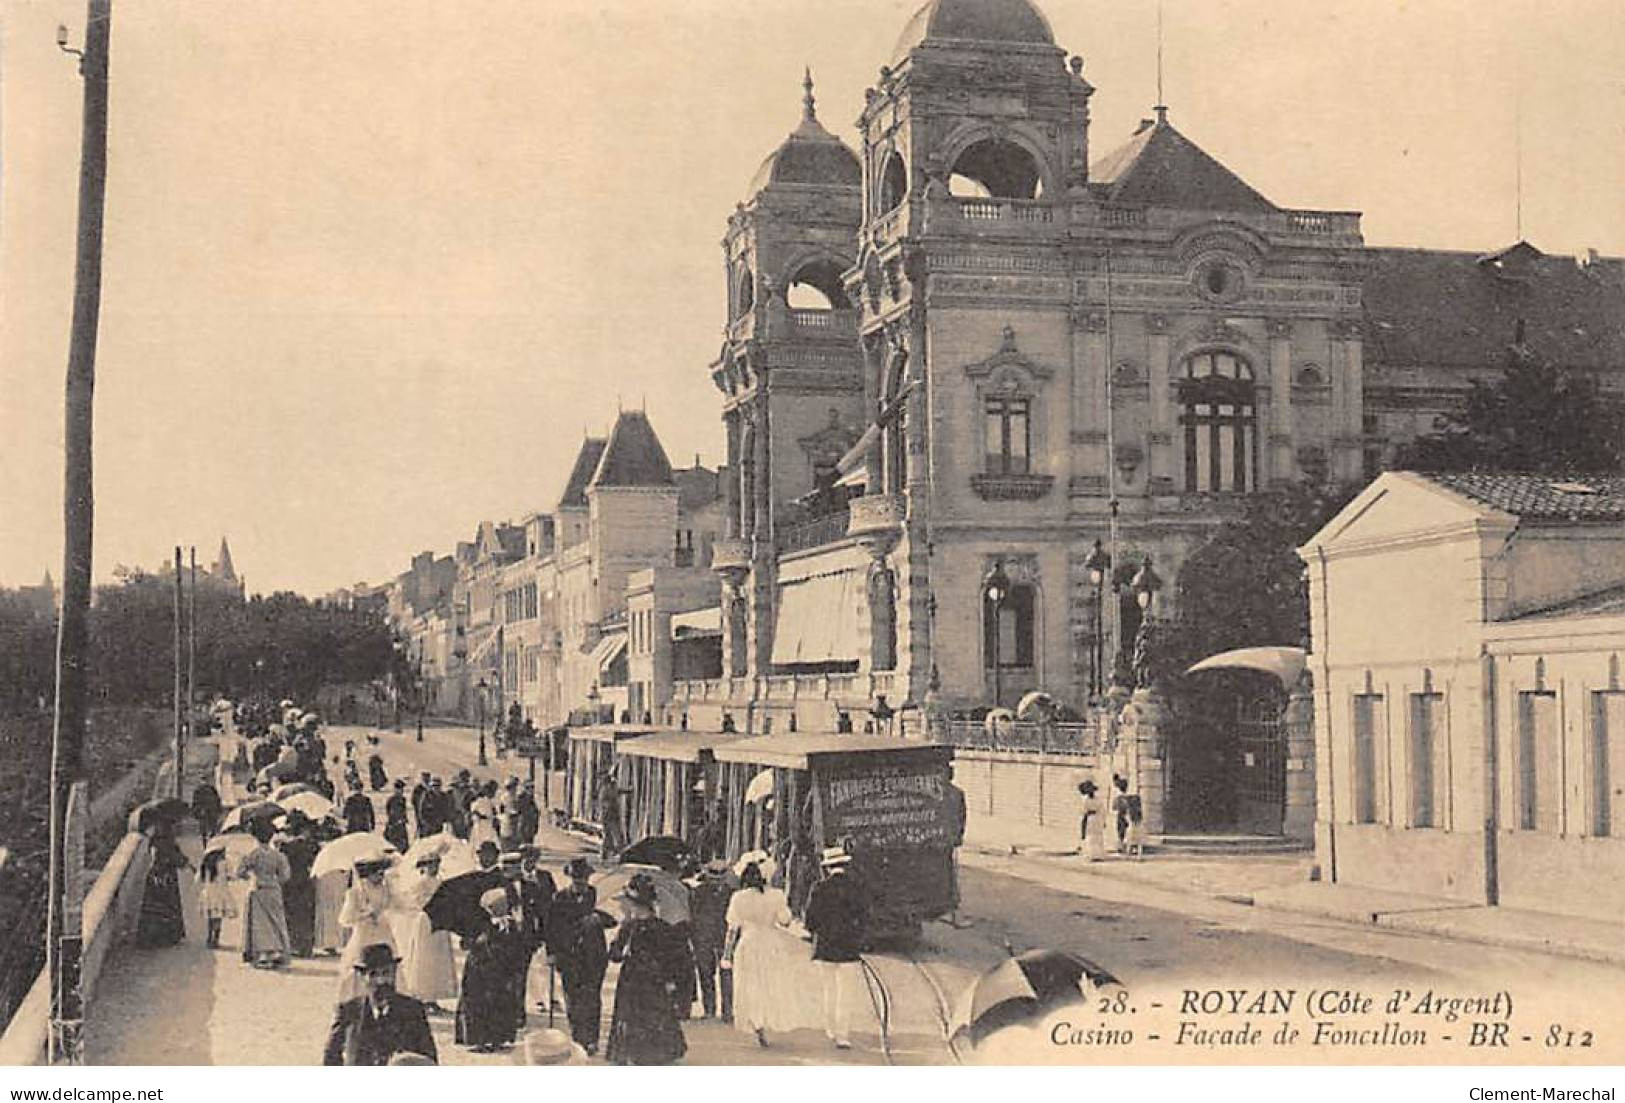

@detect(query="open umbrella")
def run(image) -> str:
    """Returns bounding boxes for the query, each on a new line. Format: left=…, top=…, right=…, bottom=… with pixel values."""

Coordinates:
left=593, top=864, right=690, bottom=923
left=311, top=832, right=397, bottom=879
left=202, top=833, right=260, bottom=864
left=983, top=708, right=1015, bottom=738
left=619, top=836, right=692, bottom=874
left=400, top=834, right=477, bottom=878
left=127, top=798, right=192, bottom=834
left=424, top=869, right=504, bottom=937
left=281, top=792, right=335, bottom=821
left=268, top=782, right=317, bottom=803
left=1015, top=691, right=1057, bottom=721
left=219, top=800, right=285, bottom=834
left=950, top=949, right=1120, bottom=1046
left=743, top=769, right=775, bottom=804
left=279, top=699, right=295, bottom=709
left=1185, top=646, right=1308, bottom=687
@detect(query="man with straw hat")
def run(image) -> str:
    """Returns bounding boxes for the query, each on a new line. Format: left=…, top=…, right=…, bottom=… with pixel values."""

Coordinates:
left=803, top=843, right=869, bottom=1050
left=323, top=943, right=437, bottom=1065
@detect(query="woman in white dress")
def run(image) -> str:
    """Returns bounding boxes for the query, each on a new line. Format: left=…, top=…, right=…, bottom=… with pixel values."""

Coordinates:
left=396, top=855, right=458, bottom=1010
left=1078, top=780, right=1107, bottom=861
left=468, top=781, right=499, bottom=853
left=724, top=861, right=809, bottom=1046
left=312, top=867, right=349, bottom=955
left=337, top=857, right=396, bottom=1000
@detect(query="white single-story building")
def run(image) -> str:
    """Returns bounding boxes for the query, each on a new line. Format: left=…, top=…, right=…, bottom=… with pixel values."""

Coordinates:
left=1301, top=471, right=1625, bottom=922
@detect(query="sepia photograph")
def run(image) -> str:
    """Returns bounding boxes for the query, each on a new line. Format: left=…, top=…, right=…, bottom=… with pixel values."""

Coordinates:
left=1, top=0, right=1624, bottom=1083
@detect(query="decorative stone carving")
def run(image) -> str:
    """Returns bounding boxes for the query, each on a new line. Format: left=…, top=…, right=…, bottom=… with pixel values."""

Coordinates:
left=1114, top=443, right=1144, bottom=476
left=797, top=408, right=860, bottom=470
left=1267, top=318, right=1293, bottom=339
left=970, top=473, right=1056, bottom=501
left=963, top=325, right=1056, bottom=382
left=1071, top=306, right=1109, bottom=333
left=1145, top=313, right=1169, bottom=335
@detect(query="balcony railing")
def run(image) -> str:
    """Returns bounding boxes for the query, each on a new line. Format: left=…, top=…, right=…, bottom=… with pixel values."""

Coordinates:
left=934, top=719, right=1103, bottom=757
left=776, top=507, right=853, bottom=556
left=788, top=309, right=858, bottom=336
left=955, top=198, right=1055, bottom=224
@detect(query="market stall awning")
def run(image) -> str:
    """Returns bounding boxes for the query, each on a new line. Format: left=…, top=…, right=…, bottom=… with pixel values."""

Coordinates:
left=770, top=571, right=862, bottom=666
left=591, top=632, right=628, bottom=673
left=1185, top=646, right=1308, bottom=686
left=617, top=730, right=748, bottom=763
left=713, top=732, right=951, bottom=770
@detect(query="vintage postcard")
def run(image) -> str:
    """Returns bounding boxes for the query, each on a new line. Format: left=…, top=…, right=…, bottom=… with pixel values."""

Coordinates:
left=2, top=0, right=1623, bottom=1083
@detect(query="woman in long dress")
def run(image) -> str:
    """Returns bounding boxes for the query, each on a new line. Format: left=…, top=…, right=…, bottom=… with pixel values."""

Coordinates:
left=467, top=782, right=499, bottom=853
left=396, top=856, right=458, bottom=1010
left=1078, top=780, right=1107, bottom=862
left=337, top=857, right=396, bottom=1000
left=278, top=825, right=320, bottom=957
left=605, top=876, right=687, bottom=1065
left=136, top=822, right=191, bottom=948
left=724, top=861, right=806, bottom=1046
left=236, top=820, right=292, bottom=968
left=312, top=868, right=349, bottom=955
left=455, top=889, right=522, bottom=1052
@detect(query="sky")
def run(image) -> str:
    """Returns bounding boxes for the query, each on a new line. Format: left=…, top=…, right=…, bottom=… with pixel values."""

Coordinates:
left=2, top=0, right=1622, bottom=596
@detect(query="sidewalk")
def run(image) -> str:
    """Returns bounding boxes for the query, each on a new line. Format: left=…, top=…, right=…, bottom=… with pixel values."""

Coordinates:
left=964, top=818, right=1625, bottom=968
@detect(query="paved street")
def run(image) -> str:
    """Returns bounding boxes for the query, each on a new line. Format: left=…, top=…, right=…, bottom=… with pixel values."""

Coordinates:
left=82, top=723, right=1625, bottom=1065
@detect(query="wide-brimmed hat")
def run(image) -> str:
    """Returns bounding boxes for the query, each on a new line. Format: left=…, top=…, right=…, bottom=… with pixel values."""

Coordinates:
left=354, top=857, right=393, bottom=876
left=354, top=943, right=400, bottom=973
left=820, top=846, right=853, bottom=868
left=617, top=872, right=658, bottom=908
left=393, top=779, right=405, bottom=790
left=563, top=857, right=593, bottom=880
left=523, top=1028, right=586, bottom=1066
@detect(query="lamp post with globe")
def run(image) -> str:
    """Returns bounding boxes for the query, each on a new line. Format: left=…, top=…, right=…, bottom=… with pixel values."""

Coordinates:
left=982, top=560, right=1011, bottom=710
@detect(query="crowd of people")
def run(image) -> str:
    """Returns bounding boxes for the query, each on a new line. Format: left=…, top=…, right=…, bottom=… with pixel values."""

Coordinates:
left=130, top=697, right=882, bottom=1066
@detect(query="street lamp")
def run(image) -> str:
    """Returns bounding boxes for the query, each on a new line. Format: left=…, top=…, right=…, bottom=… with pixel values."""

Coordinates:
left=415, top=657, right=424, bottom=744
left=1131, top=555, right=1163, bottom=615
left=476, top=676, right=489, bottom=766
left=1083, top=538, right=1111, bottom=699
left=982, top=559, right=1011, bottom=709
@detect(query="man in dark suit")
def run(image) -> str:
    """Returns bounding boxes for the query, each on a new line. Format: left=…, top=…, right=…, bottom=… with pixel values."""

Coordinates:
left=323, top=943, right=438, bottom=1065
left=803, top=845, right=869, bottom=1050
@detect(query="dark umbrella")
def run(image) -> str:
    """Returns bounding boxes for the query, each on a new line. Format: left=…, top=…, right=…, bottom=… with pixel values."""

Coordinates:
left=219, top=800, right=286, bottom=834
left=127, top=798, right=192, bottom=834
left=950, top=949, right=1120, bottom=1046
left=619, top=836, right=692, bottom=874
left=424, top=869, right=504, bottom=937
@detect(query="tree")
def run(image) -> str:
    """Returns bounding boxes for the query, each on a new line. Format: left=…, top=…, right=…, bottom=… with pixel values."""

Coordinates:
left=1397, top=344, right=1624, bottom=475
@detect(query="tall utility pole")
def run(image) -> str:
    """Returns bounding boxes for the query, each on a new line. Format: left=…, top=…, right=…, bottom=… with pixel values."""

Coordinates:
left=188, top=546, right=196, bottom=767
left=172, top=546, right=183, bottom=798
left=46, top=0, right=112, bottom=1065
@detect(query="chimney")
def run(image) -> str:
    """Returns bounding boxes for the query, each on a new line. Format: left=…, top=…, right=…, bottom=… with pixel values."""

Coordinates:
left=1134, top=117, right=1155, bottom=135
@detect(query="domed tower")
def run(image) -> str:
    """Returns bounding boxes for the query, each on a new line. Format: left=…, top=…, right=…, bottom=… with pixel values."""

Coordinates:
left=712, top=73, right=865, bottom=680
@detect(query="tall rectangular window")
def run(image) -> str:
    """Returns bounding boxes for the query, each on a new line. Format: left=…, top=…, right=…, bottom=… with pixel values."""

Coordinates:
left=1517, top=691, right=1559, bottom=832
left=1410, top=692, right=1443, bottom=828
left=1353, top=694, right=1385, bottom=824
left=984, top=397, right=1031, bottom=475
left=1593, top=693, right=1625, bottom=837
left=983, top=583, right=1036, bottom=670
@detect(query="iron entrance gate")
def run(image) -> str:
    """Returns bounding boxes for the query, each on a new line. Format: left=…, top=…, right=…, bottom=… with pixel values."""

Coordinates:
left=1234, top=695, right=1287, bottom=835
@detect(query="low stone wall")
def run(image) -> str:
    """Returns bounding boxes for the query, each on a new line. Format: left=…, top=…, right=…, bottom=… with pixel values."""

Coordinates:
left=953, top=748, right=1113, bottom=842
left=0, top=832, right=151, bottom=1065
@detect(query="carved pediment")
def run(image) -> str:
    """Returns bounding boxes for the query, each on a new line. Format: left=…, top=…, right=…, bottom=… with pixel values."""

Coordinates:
left=797, top=408, right=861, bottom=465
left=963, top=325, right=1057, bottom=385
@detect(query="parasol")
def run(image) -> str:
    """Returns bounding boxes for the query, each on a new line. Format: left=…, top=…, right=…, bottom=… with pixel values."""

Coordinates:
left=268, top=782, right=317, bottom=803
left=949, top=949, right=1121, bottom=1046
left=128, top=798, right=192, bottom=834
left=593, top=864, right=691, bottom=924
left=1185, top=646, right=1308, bottom=687
left=400, top=833, right=478, bottom=878
left=983, top=708, right=1015, bottom=738
left=202, top=833, right=259, bottom=864
left=1015, top=691, right=1057, bottom=721
left=619, top=836, right=692, bottom=874
left=311, top=832, right=397, bottom=879
left=424, top=869, right=504, bottom=937
left=219, top=800, right=285, bottom=834
left=281, top=792, right=335, bottom=821
left=743, top=769, right=775, bottom=804
left=279, top=699, right=295, bottom=709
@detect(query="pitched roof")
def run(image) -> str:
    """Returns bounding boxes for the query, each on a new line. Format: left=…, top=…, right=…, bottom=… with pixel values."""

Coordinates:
left=1363, top=245, right=1625, bottom=370
left=1503, top=581, right=1625, bottom=623
left=1089, top=113, right=1276, bottom=213
left=673, top=464, right=722, bottom=513
left=1422, top=471, right=1625, bottom=523
left=557, top=438, right=607, bottom=508
left=590, top=411, right=675, bottom=490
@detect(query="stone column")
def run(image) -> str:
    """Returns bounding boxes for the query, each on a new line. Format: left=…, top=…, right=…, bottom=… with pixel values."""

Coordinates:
left=1146, top=314, right=1173, bottom=493
left=724, top=412, right=741, bottom=539
left=1120, top=688, right=1169, bottom=836
left=1282, top=672, right=1317, bottom=842
left=1268, top=319, right=1294, bottom=484
left=1339, top=322, right=1365, bottom=482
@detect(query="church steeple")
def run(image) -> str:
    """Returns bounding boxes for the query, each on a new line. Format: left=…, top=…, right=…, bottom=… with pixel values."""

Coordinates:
left=213, top=538, right=237, bottom=583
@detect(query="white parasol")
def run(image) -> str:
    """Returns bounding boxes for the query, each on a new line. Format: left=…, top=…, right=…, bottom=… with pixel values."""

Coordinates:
left=281, top=792, right=335, bottom=821
left=743, top=769, right=775, bottom=804
left=311, top=832, right=396, bottom=879
left=983, top=708, right=1015, bottom=737
left=1015, top=691, right=1057, bottom=721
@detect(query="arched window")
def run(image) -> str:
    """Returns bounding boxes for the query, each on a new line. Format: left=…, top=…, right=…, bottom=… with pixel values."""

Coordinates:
left=879, top=152, right=908, bottom=214
left=949, top=138, right=1044, bottom=200
left=1180, top=351, right=1258, bottom=493
left=983, top=583, right=1036, bottom=670
left=785, top=258, right=851, bottom=310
